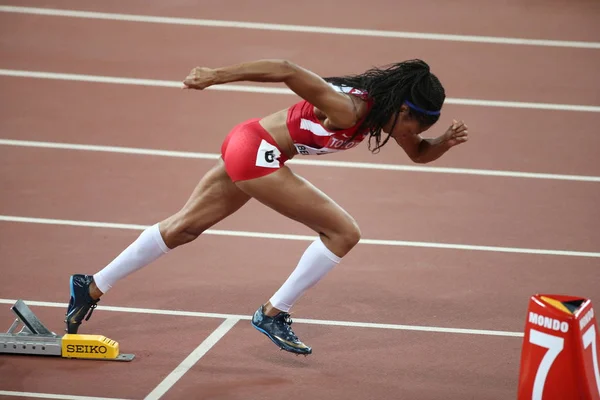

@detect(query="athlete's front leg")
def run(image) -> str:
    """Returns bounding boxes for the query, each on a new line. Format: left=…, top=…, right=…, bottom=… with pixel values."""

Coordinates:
left=235, top=166, right=361, bottom=355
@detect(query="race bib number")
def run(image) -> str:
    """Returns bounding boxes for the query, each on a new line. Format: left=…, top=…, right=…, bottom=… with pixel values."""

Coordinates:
left=255, top=139, right=281, bottom=168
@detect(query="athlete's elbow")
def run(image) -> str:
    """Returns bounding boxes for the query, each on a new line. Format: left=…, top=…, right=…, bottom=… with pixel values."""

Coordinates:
left=402, top=147, right=426, bottom=164
left=410, top=155, right=427, bottom=164
left=407, top=145, right=432, bottom=164
left=278, top=59, right=299, bottom=79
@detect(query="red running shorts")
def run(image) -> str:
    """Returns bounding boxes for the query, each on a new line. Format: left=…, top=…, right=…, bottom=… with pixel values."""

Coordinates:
left=221, top=118, right=289, bottom=182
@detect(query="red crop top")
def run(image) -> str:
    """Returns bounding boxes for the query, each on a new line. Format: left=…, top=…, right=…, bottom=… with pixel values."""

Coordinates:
left=286, top=84, right=373, bottom=156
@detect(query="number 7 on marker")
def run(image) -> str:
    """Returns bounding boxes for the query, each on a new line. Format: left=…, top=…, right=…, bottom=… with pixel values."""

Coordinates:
left=529, top=329, right=564, bottom=400
left=582, top=324, right=600, bottom=396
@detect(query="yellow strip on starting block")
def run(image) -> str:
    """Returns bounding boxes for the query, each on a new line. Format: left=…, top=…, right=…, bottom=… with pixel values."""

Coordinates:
left=61, top=334, right=134, bottom=361
left=540, top=295, right=573, bottom=315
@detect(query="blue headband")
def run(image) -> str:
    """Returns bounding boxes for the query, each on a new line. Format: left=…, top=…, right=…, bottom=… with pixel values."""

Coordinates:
left=405, top=100, right=441, bottom=116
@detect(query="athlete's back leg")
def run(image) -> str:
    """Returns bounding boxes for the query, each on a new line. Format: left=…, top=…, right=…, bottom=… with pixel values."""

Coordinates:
left=66, top=159, right=250, bottom=333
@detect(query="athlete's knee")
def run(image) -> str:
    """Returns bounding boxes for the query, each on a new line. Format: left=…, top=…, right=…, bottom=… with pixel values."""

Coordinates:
left=159, top=212, right=204, bottom=249
left=341, top=219, right=362, bottom=251
left=327, top=218, right=361, bottom=257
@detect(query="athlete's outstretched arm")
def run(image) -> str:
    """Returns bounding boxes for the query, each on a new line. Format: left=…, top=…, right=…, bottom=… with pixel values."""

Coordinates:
left=395, top=119, right=469, bottom=164
left=182, top=60, right=362, bottom=128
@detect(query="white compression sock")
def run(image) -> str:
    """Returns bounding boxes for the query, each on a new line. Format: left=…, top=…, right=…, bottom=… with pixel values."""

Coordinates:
left=93, top=223, right=170, bottom=294
left=269, top=238, right=341, bottom=312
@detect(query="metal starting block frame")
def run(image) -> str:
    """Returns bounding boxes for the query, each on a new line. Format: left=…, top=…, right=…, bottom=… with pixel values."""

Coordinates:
left=1, top=299, right=63, bottom=356
left=0, top=300, right=134, bottom=361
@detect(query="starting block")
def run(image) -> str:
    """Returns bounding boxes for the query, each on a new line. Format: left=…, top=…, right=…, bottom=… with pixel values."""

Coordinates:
left=0, top=299, right=134, bottom=361
left=517, top=294, right=600, bottom=400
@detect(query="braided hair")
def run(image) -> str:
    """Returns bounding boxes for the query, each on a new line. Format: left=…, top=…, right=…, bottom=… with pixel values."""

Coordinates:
left=324, top=59, right=445, bottom=153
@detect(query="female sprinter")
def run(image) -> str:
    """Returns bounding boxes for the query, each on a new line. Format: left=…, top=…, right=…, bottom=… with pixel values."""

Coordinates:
left=65, top=58, right=469, bottom=355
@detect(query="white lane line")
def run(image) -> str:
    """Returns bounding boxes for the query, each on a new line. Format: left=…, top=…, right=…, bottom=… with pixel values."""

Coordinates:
left=144, top=318, right=238, bottom=400
left=0, top=6, right=598, bottom=49
left=0, top=299, right=523, bottom=337
left=0, top=139, right=220, bottom=160
left=2, top=138, right=600, bottom=183
left=1, top=215, right=599, bottom=258
left=0, top=391, right=131, bottom=400
left=1, top=69, right=599, bottom=113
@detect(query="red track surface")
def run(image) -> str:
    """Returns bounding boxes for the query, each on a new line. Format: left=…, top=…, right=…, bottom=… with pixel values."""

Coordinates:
left=1, top=2, right=599, bottom=399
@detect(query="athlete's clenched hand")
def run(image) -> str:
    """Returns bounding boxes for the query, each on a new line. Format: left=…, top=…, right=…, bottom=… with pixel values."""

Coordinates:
left=183, top=67, right=218, bottom=90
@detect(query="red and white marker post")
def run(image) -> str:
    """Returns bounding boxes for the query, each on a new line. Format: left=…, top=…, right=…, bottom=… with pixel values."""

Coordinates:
left=518, top=294, right=600, bottom=400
